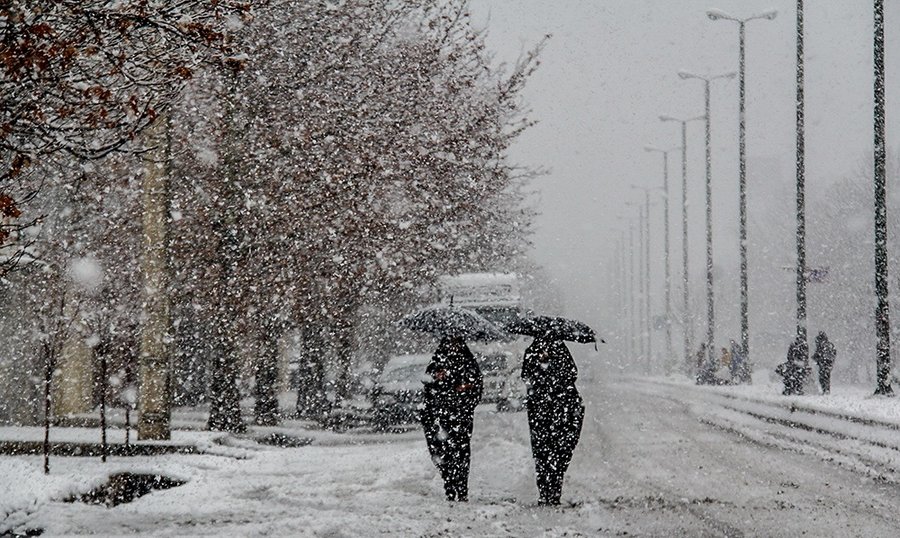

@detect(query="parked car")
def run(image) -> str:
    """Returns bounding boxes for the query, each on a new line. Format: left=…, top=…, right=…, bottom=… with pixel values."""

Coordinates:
left=371, top=354, right=431, bottom=428
left=495, top=366, right=526, bottom=412
left=477, top=352, right=510, bottom=404
left=476, top=350, right=526, bottom=412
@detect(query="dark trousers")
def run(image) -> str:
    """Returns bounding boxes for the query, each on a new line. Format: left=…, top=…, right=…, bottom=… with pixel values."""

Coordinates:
left=526, top=392, right=584, bottom=505
left=818, top=365, right=832, bottom=394
left=421, top=405, right=475, bottom=501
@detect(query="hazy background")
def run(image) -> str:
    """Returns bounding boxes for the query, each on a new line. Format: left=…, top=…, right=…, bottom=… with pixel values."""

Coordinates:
left=470, top=0, right=900, bottom=372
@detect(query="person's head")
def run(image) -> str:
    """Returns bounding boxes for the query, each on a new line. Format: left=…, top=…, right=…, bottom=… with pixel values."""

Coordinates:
left=437, top=335, right=466, bottom=353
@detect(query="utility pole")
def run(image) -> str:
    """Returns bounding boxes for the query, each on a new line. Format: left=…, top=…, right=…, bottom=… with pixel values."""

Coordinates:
left=707, top=8, right=778, bottom=369
left=645, top=146, right=682, bottom=370
left=631, top=188, right=653, bottom=373
left=873, top=0, right=893, bottom=396
left=679, top=70, right=735, bottom=369
left=794, top=0, right=808, bottom=366
left=643, top=188, right=651, bottom=374
left=630, top=225, right=638, bottom=364
left=661, top=114, right=704, bottom=371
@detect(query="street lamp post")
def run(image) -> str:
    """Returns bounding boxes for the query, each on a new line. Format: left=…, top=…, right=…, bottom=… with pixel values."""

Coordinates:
left=631, top=187, right=654, bottom=374
left=794, top=0, right=809, bottom=368
left=645, top=145, right=682, bottom=371
left=707, top=8, right=777, bottom=371
left=618, top=232, right=632, bottom=361
left=630, top=224, right=639, bottom=364
left=624, top=204, right=644, bottom=366
left=873, top=0, right=893, bottom=396
left=660, top=114, right=704, bottom=371
left=678, top=70, right=736, bottom=369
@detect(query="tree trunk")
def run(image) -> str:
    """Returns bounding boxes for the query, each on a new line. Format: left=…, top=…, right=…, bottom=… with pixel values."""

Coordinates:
left=138, top=114, right=173, bottom=441
left=207, top=338, right=245, bottom=432
left=53, top=286, right=92, bottom=416
left=254, top=322, right=281, bottom=426
left=334, top=324, right=355, bottom=403
left=294, top=327, right=329, bottom=419
left=206, top=71, right=247, bottom=433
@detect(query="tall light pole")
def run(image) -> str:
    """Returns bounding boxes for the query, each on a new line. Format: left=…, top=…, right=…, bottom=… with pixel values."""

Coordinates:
left=617, top=232, right=632, bottom=361
left=873, top=0, right=893, bottom=396
left=645, top=145, right=681, bottom=370
left=631, top=187, right=654, bottom=374
left=793, top=0, right=809, bottom=369
left=707, top=8, right=777, bottom=371
left=630, top=223, right=639, bottom=365
left=660, top=114, right=704, bottom=371
left=624, top=204, right=644, bottom=367
left=678, top=70, right=735, bottom=369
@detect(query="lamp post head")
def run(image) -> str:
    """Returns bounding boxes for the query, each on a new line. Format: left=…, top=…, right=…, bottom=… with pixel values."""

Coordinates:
left=660, top=114, right=705, bottom=123
left=706, top=9, right=731, bottom=21
left=708, top=8, right=777, bottom=22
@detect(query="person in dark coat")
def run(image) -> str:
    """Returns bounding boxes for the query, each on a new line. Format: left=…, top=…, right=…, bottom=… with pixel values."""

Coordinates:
left=419, top=335, right=483, bottom=502
left=730, top=339, right=749, bottom=384
left=522, top=337, right=584, bottom=506
left=695, top=343, right=718, bottom=385
left=776, top=336, right=811, bottom=395
left=812, top=331, right=836, bottom=394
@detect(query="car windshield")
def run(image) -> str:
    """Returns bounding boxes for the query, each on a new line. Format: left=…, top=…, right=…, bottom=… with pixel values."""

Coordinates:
left=478, top=355, right=508, bottom=374
left=381, top=365, right=426, bottom=384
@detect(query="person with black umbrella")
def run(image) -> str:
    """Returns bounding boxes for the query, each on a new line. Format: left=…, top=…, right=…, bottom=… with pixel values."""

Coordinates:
left=398, top=305, right=502, bottom=502
left=419, top=335, right=483, bottom=502
left=507, top=316, right=596, bottom=506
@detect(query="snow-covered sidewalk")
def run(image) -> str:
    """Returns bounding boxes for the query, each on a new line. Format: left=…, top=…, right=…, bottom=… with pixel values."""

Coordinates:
left=5, top=375, right=900, bottom=536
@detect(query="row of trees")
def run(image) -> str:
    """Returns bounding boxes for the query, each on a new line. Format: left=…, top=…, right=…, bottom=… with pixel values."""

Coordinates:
left=0, top=1, right=543, bottom=433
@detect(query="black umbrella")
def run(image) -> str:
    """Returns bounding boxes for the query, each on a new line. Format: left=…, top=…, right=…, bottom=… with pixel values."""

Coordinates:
left=504, top=316, right=604, bottom=344
left=398, top=305, right=506, bottom=341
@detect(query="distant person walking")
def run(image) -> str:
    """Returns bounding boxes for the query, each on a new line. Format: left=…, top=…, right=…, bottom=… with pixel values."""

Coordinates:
left=776, top=336, right=810, bottom=396
left=695, top=343, right=718, bottom=385
left=522, top=337, right=584, bottom=506
left=420, top=336, right=483, bottom=502
left=811, top=331, right=836, bottom=394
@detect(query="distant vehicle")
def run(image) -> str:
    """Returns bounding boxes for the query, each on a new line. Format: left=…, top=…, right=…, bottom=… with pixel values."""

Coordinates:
left=371, top=354, right=431, bottom=428
left=437, top=272, right=523, bottom=326
left=476, top=350, right=524, bottom=412
left=438, top=272, right=527, bottom=412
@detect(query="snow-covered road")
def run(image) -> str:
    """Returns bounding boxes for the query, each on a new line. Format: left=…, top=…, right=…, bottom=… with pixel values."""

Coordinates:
left=12, top=375, right=900, bottom=537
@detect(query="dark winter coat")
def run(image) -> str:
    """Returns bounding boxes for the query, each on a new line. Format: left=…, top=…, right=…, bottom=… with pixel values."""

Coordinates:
left=812, top=335, right=836, bottom=370
left=777, top=339, right=811, bottom=395
left=521, top=338, right=584, bottom=505
left=419, top=337, right=483, bottom=502
left=812, top=332, right=836, bottom=394
left=422, top=339, right=483, bottom=415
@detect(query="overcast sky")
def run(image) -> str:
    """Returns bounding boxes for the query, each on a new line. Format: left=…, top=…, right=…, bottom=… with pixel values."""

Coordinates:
left=469, top=0, right=900, bottom=341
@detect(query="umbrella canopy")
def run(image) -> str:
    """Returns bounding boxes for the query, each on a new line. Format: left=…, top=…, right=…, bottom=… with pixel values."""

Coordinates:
left=397, top=305, right=506, bottom=341
left=504, top=316, right=603, bottom=344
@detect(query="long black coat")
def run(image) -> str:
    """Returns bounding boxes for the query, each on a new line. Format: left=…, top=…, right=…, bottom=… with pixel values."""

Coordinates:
left=522, top=338, right=584, bottom=505
left=420, top=337, right=483, bottom=502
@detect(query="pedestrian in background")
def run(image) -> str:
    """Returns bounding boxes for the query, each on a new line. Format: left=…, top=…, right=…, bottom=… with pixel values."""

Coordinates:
left=776, top=336, right=810, bottom=396
left=812, top=331, right=836, bottom=394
